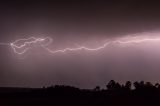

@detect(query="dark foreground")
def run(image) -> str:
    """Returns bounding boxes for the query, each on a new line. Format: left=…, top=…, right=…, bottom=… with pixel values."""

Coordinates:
left=1, top=80, right=160, bottom=106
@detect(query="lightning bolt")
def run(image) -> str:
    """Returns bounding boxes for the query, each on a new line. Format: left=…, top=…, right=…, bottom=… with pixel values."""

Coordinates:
left=10, top=37, right=53, bottom=54
left=44, top=37, right=160, bottom=54
left=0, top=32, right=160, bottom=55
left=8, top=35, right=160, bottom=55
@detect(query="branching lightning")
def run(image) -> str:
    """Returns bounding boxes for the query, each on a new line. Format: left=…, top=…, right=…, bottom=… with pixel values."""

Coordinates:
left=10, top=37, right=53, bottom=54
left=9, top=35, right=160, bottom=55
left=1, top=32, right=160, bottom=55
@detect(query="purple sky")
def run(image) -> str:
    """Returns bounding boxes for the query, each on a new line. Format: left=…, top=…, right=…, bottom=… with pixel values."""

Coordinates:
left=1, top=0, right=160, bottom=88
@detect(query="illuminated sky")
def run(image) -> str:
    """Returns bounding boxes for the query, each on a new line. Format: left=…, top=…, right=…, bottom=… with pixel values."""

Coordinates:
left=1, top=0, right=160, bottom=88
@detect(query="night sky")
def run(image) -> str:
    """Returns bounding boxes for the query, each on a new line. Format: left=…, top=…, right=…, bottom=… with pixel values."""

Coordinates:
left=1, top=0, right=160, bottom=88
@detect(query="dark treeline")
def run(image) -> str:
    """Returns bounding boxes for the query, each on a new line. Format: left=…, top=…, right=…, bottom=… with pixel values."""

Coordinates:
left=1, top=80, right=160, bottom=106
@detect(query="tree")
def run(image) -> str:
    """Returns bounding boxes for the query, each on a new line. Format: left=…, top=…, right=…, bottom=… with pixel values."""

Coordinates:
left=106, top=80, right=121, bottom=90
left=125, top=81, right=132, bottom=90
left=106, top=80, right=116, bottom=90
left=134, top=81, right=145, bottom=90
left=94, top=86, right=100, bottom=91
left=155, top=83, right=160, bottom=88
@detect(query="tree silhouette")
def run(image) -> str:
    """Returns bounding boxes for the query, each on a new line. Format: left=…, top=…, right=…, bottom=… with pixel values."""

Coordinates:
left=155, top=83, right=160, bottom=88
left=94, top=86, right=100, bottom=91
left=1, top=80, right=160, bottom=106
left=106, top=80, right=121, bottom=90
left=124, top=81, right=131, bottom=90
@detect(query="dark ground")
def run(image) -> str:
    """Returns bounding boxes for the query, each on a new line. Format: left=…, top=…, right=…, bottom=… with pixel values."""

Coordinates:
left=0, top=80, right=160, bottom=106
